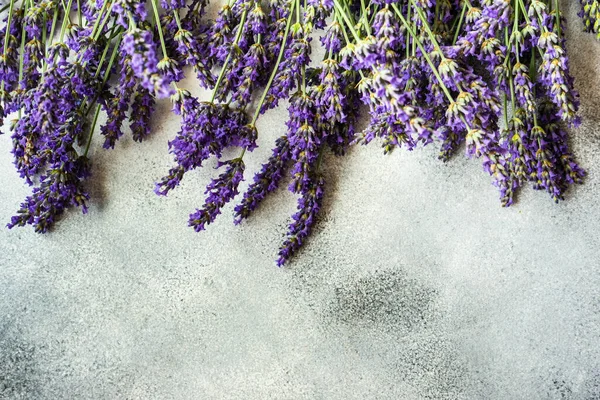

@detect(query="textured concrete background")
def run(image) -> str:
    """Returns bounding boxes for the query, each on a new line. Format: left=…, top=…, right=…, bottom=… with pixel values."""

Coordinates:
left=1, top=2, right=599, bottom=399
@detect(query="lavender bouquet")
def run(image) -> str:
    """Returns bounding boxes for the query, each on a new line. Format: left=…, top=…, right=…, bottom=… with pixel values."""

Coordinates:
left=0, top=0, right=591, bottom=265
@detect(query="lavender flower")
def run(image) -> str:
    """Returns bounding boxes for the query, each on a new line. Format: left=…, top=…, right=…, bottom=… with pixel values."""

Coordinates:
left=456, top=0, right=510, bottom=72
left=286, top=90, right=321, bottom=193
left=189, top=159, right=245, bottom=231
left=537, top=29, right=579, bottom=124
left=234, top=136, right=291, bottom=223
left=230, top=42, right=268, bottom=106
left=173, top=28, right=214, bottom=87
left=20, top=37, right=43, bottom=90
left=277, top=175, right=324, bottom=266
left=248, top=3, right=268, bottom=34
left=156, top=89, right=254, bottom=195
left=580, top=0, right=600, bottom=38
left=161, top=0, right=187, bottom=10
left=130, top=88, right=155, bottom=142
left=528, top=0, right=580, bottom=125
left=112, top=0, right=148, bottom=28
left=0, top=34, right=19, bottom=94
left=100, top=55, right=137, bottom=149
left=8, top=43, right=91, bottom=231
left=121, top=28, right=174, bottom=98
left=513, top=62, right=536, bottom=114
left=320, top=21, right=343, bottom=52
left=262, top=18, right=312, bottom=112
left=8, top=157, right=91, bottom=233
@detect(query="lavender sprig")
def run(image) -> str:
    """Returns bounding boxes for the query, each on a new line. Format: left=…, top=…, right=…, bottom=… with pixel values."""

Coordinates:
left=189, top=159, right=245, bottom=232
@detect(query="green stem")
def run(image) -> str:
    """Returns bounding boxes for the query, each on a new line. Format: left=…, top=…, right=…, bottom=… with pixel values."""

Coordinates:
left=15, top=0, right=29, bottom=114
left=334, top=9, right=365, bottom=80
left=84, top=31, right=123, bottom=115
left=332, top=0, right=360, bottom=41
left=411, top=2, right=444, bottom=56
left=41, top=7, right=60, bottom=76
left=368, top=4, right=379, bottom=25
left=336, top=11, right=352, bottom=44
left=394, top=3, right=470, bottom=129
left=514, top=0, right=520, bottom=58
left=296, top=0, right=305, bottom=91
left=102, top=34, right=123, bottom=86
left=338, top=0, right=357, bottom=27
left=47, top=6, right=60, bottom=51
left=234, top=0, right=297, bottom=160
left=210, top=6, right=249, bottom=103
left=93, top=6, right=114, bottom=41
left=517, top=0, right=531, bottom=24
left=528, top=0, right=555, bottom=59
left=411, top=16, right=416, bottom=55
left=127, top=12, right=137, bottom=29
left=554, top=0, right=561, bottom=38
left=508, top=65, right=516, bottom=113
left=83, top=104, right=101, bottom=157
left=83, top=33, right=123, bottom=154
left=94, top=25, right=118, bottom=78
left=503, top=93, right=509, bottom=128
left=150, top=0, right=168, bottom=57
left=505, top=27, right=516, bottom=112
left=173, top=10, right=183, bottom=31
left=359, top=0, right=371, bottom=35
left=406, top=5, right=412, bottom=58
left=452, top=1, right=467, bottom=45
left=59, top=0, right=73, bottom=27
left=90, top=1, right=110, bottom=39
left=393, top=4, right=453, bottom=102
left=529, top=50, right=537, bottom=82
left=58, top=0, right=74, bottom=43
left=2, top=0, right=15, bottom=53
left=17, top=1, right=29, bottom=86
left=42, top=9, right=48, bottom=50
left=316, top=146, right=325, bottom=170
left=250, top=0, right=296, bottom=124
left=0, top=0, right=14, bottom=99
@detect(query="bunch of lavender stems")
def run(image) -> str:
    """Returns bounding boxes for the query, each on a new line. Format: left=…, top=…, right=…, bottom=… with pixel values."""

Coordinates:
left=0, top=0, right=591, bottom=265
left=0, top=0, right=213, bottom=233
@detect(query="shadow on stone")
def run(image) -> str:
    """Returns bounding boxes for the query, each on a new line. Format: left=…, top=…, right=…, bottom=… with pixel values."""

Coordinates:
left=0, top=330, right=41, bottom=399
left=327, top=269, right=437, bottom=331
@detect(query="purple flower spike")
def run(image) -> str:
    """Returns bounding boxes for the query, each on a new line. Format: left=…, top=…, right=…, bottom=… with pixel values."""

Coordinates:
left=189, top=159, right=245, bottom=232
left=121, top=28, right=174, bottom=98
left=8, top=157, right=91, bottom=233
left=130, top=88, right=155, bottom=142
left=156, top=89, right=252, bottom=195
left=234, top=136, right=291, bottom=223
left=277, top=175, right=324, bottom=266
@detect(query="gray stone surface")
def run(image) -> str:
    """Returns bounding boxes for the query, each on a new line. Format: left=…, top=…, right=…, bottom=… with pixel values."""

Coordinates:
left=1, top=2, right=599, bottom=399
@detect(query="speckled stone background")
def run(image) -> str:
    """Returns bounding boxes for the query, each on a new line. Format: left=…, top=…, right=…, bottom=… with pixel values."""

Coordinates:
left=1, top=1, right=599, bottom=399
